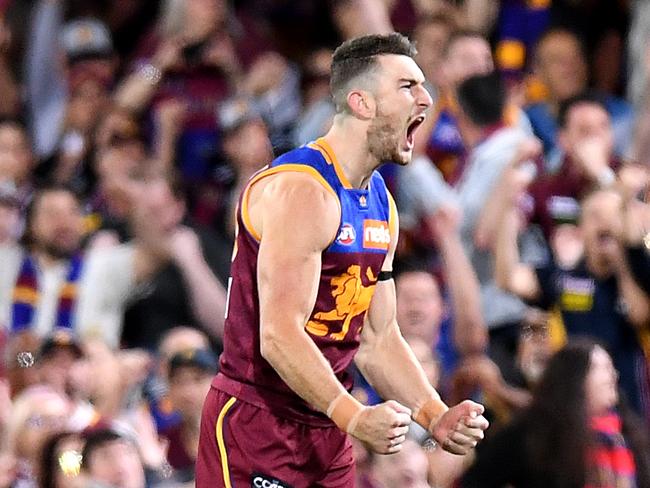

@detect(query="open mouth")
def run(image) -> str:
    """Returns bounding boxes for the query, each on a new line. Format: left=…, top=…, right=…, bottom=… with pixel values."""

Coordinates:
left=405, top=115, right=425, bottom=148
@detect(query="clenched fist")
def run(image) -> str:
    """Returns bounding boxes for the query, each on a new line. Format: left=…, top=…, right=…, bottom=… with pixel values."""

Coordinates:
left=349, top=400, right=412, bottom=455
left=431, top=400, right=489, bottom=455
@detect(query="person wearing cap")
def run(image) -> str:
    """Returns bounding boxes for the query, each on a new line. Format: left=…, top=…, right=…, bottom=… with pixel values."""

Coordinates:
left=25, top=2, right=117, bottom=161
left=161, top=348, right=218, bottom=483
left=36, top=328, right=83, bottom=397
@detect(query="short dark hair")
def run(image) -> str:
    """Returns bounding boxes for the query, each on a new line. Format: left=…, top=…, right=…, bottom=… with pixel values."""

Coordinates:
left=457, top=72, right=505, bottom=127
left=39, top=431, right=81, bottom=488
left=557, top=92, right=608, bottom=129
left=22, top=183, right=81, bottom=249
left=330, top=33, right=417, bottom=112
left=81, top=429, right=131, bottom=471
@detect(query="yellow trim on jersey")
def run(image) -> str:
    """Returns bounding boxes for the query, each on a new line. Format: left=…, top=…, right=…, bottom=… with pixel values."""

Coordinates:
left=240, top=164, right=340, bottom=242
left=215, top=396, right=237, bottom=488
left=312, top=138, right=353, bottom=189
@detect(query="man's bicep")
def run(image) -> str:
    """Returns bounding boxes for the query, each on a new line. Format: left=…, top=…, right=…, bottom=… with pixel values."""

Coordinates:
left=255, top=174, right=340, bottom=332
left=363, top=191, right=400, bottom=336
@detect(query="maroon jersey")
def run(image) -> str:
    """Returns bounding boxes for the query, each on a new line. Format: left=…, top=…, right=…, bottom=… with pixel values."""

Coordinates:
left=214, top=138, right=395, bottom=426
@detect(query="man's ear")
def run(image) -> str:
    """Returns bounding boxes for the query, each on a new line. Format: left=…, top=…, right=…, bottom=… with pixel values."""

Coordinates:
left=346, top=90, right=376, bottom=120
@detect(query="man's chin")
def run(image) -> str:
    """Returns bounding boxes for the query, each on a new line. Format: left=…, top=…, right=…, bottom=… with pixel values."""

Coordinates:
left=42, top=243, right=78, bottom=260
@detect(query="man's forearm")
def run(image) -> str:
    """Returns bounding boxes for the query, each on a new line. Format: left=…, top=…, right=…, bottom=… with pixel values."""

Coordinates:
left=356, top=322, right=445, bottom=425
left=261, top=323, right=353, bottom=415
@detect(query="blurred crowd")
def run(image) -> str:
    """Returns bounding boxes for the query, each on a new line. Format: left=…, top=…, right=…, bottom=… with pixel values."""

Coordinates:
left=1, top=0, right=650, bottom=486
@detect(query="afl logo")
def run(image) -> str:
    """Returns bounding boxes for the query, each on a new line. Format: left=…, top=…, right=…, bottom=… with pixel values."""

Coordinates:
left=337, top=223, right=356, bottom=246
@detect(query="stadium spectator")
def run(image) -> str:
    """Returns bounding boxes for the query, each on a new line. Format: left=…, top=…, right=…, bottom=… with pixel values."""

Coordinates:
left=26, top=4, right=118, bottom=162
left=527, top=93, right=622, bottom=241
left=119, top=175, right=228, bottom=349
left=372, top=438, right=430, bottom=488
left=35, top=329, right=83, bottom=397
left=495, top=187, right=650, bottom=420
left=432, top=74, right=544, bottom=375
left=199, top=96, right=273, bottom=239
left=81, top=429, right=146, bottom=488
left=160, top=348, right=217, bottom=483
left=293, top=48, right=336, bottom=146
left=115, top=0, right=240, bottom=181
left=460, top=340, right=650, bottom=488
left=4, top=386, right=71, bottom=486
left=38, top=431, right=85, bottom=488
left=0, top=119, right=35, bottom=213
left=525, top=28, right=634, bottom=168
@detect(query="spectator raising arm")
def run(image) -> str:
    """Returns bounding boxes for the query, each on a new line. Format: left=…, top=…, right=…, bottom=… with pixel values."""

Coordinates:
left=114, top=39, right=183, bottom=113
left=169, top=227, right=227, bottom=339
left=427, top=205, right=487, bottom=355
left=493, top=170, right=541, bottom=302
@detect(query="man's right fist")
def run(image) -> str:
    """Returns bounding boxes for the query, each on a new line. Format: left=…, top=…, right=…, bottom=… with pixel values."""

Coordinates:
left=349, top=400, right=412, bottom=455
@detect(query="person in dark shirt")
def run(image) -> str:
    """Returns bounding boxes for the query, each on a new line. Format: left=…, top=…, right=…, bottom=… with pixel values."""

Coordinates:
left=461, top=340, right=650, bottom=488
left=496, top=188, right=650, bottom=419
left=528, top=93, right=620, bottom=241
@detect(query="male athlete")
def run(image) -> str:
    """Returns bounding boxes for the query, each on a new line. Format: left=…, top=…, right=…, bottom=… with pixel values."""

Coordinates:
left=196, top=33, right=489, bottom=487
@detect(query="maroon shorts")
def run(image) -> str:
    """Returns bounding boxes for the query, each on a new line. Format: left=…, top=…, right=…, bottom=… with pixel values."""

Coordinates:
left=196, top=386, right=355, bottom=488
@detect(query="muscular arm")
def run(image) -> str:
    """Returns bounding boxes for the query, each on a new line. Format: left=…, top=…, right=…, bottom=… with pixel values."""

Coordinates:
left=254, top=173, right=349, bottom=413
left=356, top=204, right=488, bottom=454
left=356, top=207, right=443, bottom=415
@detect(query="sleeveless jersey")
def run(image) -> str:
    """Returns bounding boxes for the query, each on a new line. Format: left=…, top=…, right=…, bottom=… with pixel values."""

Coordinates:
left=214, top=137, right=396, bottom=426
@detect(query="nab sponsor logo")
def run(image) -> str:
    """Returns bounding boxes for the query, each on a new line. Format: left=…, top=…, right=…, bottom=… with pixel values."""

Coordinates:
left=363, top=220, right=390, bottom=250
left=336, top=223, right=356, bottom=246
left=251, top=473, right=292, bottom=488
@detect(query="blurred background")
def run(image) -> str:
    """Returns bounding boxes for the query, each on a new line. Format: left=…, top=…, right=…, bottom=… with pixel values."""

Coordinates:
left=1, top=0, right=650, bottom=486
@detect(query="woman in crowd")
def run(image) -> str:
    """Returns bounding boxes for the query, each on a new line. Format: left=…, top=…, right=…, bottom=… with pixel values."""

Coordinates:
left=461, top=339, right=650, bottom=487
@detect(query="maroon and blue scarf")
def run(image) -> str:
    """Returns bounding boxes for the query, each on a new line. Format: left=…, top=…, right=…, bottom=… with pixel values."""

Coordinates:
left=11, top=254, right=83, bottom=332
left=586, top=411, right=637, bottom=488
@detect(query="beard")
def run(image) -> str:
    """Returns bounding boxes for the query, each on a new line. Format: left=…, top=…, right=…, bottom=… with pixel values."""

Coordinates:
left=366, top=111, right=410, bottom=166
left=40, top=240, right=78, bottom=260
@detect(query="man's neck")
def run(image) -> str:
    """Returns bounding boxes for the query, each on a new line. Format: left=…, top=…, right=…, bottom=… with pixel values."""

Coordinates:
left=322, top=118, right=378, bottom=189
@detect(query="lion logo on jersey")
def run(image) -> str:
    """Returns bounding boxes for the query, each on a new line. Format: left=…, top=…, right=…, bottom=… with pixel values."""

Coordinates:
left=306, top=265, right=377, bottom=340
